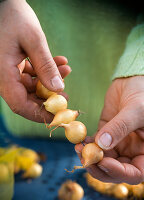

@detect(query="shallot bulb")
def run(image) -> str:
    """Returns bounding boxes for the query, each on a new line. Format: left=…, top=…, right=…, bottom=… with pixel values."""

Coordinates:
left=81, top=143, right=103, bottom=167
left=44, top=94, right=67, bottom=115
left=22, top=163, right=43, bottom=179
left=58, top=180, right=84, bottom=200
left=131, top=184, right=144, bottom=198
left=113, top=184, right=129, bottom=199
left=48, top=109, right=80, bottom=128
left=0, top=164, right=9, bottom=183
left=20, top=148, right=40, bottom=162
left=36, top=80, right=56, bottom=99
left=67, top=143, right=104, bottom=172
left=60, top=121, right=87, bottom=144
left=85, top=173, right=114, bottom=195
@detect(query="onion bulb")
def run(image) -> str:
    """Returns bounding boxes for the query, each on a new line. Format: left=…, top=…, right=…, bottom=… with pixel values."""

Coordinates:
left=44, top=94, right=67, bottom=115
left=131, top=184, right=144, bottom=198
left=0, top=148, right=5, bottom=156
left=113, top=184, right=129, bottom=199
left=82, top=143, right=103, bottom=167
left=0, top=164, right=9, bottom=183
left=58, top=180, right=84, bottom=200
left=122, top=183, right=132, bottom=192
left=14, top=164, right=21, bottom=174
left=36, top=80, right=56, bottom=99
left=48, top=109, right=79, bottom=128
left=85, top=173, right=114, bottom=195
left=20, top=148, right=40, bottom=163
left=22, top=163, right=43, bottom=179
left=65, top=143, right=103, bottom=172
left=60, top=121, right=87, bottom=144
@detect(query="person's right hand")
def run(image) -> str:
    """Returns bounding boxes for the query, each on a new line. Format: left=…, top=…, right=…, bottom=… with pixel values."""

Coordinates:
left=0, top=0, right=71, bottom=122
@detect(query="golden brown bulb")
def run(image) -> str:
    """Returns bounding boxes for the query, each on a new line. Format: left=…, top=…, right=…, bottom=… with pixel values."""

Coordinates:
left=58, top=180, right=84, bottom=200
left=44, top=94, right=67, bottom=115
left=82, top=143, right=103, bottom=167
left=48, top=109, right=79, bottom=128
left=36, top=80, right=56, bottom=99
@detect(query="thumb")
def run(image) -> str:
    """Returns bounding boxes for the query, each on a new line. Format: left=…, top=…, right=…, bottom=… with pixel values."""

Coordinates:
left=95, top=106, right=142, bottom=150
left=21, top=29, right=64, bottom=92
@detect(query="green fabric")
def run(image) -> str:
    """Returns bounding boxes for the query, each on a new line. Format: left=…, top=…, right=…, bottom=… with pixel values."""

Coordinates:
left=112, top=23, right=144, bottom=79
left=0, top=0, right=137, bottom=138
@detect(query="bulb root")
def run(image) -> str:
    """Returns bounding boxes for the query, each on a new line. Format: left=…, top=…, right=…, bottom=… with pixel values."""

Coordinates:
left=78, top=110, right=86, bottom=115
left=65, top=166, right=84, bottom=173
left=44, top=118, right=49, bottom=129
left=49, top=126, right=59, bottom=137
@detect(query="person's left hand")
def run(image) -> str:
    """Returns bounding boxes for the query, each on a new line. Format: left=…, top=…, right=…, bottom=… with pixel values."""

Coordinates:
left=75, top=76, right=144, bottom=185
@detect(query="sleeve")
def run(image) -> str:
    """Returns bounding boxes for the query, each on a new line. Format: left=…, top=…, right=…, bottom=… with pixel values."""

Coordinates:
left=112, top=21, right=144, bottom=80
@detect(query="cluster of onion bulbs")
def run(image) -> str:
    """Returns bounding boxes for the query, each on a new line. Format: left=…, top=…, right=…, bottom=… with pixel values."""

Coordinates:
left=0, top=146, right=42, bottom=182
left=86, top=173, right=144, bottom=199
left=36, top=81, right=104, bottom=169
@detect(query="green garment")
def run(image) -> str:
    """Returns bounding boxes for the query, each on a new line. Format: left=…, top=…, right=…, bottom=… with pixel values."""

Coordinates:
left=113, top=23, right=144, bottom=79
left=0, top=0, right=140, bottom=138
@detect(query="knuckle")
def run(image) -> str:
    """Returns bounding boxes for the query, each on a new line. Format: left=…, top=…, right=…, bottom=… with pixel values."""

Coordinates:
left=38, top=57, right=56, bottom=75
left=112, top=119, right=128, bottom=138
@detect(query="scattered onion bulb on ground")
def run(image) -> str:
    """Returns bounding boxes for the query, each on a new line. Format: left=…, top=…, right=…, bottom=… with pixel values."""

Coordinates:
left=14, top=163, right=21, bottom=174
left=36, top=80, right=56, bottom=99
left=59, top=121, right=87, bottom=144
left=131, top=184, right=144, bottom=198
left=113, top=184, right=129, bottom=199
left=0, top=148, right=5, bottom=156
left=22, top=163, right=43, bottom=179
left=48, top=109, right=80, bottom=128
left=82, top=143, right=103, bottom=167
left=100, top=182, right=115, bottom=195
left=58, top=180, right=84, bottom=200
left=122, top=183, right=132, bottom=193
left=44, top=94, right=67, bottom=115
left=0, top=164, right=9, bottom=183
left=20, top=149, right=40, bottom=163
left=85, top=173, right=115, bottom=195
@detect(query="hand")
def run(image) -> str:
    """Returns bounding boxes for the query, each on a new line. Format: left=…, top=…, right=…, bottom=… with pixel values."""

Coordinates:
left=0, top=0, right=71, bottom=122
left=75, top=76, right=144, bottom=184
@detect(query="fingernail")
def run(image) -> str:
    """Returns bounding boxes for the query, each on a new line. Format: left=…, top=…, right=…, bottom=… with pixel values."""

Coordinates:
left=51, top=75, right=64, bottom=90
left=98, top=165, right=109, bottom=173
left=98, top=133, right=112, bottom=149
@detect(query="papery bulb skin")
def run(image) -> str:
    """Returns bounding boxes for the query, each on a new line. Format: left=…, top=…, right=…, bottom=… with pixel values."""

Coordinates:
left=22, top=163, right=43, bottom=179
left=44, top=94, right=67, bottom=114
left=0, top=164, right=9, bottom=183
left=58, top=180, right=84, bottom=200
left=82, top=143, right=103, bottom=167
left=113, top=184, right=129, bottom=199
left=85, top=173, right=114, bottom=195
left=48, top=109, right=79, bottom=128
left=20, top=148, right=40, bottom=162
left=36, top=80, right=56, bottom=99
left=61, top=121, right=87, bottom=144
left=131, top=184, right=144, bottom=198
